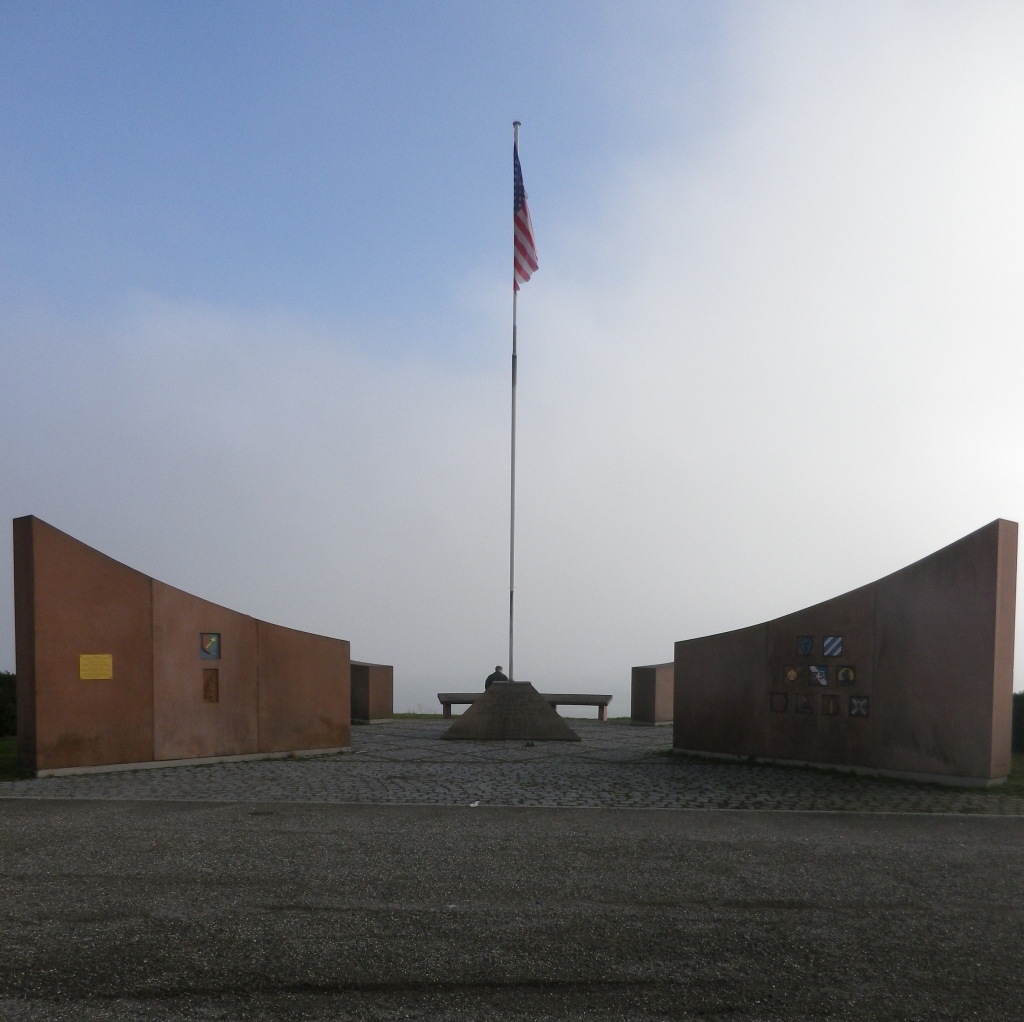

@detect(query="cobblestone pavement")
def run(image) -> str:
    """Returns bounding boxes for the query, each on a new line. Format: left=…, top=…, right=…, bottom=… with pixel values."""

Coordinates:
left=3, top=718, right=1023, bottom=813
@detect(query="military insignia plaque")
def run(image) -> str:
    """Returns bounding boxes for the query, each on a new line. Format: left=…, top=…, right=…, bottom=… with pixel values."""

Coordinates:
left=823, top=635, right=843, bottom=657
left=836, top=666, right=856, bottom=686
left=822, top=694, right=840, bottom=716
left=809, top=665, right=828, bottom=686
left=850, top=696, right=869, bottom=717
left=200, top=633, right=221, bottom=660
left=770, top=692, right=788, bottom=713
left=795, top=694, right=813, bottom=714
left=784, top=665, right=800, bottom=684
left=797, top=636, right=814, bottom=656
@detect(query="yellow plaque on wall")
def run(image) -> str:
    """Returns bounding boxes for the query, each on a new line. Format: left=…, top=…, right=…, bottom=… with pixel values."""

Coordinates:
left=79, top=654, right=113, bottom=680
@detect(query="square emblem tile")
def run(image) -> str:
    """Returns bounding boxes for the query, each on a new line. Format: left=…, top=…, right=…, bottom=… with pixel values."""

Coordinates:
left=797, top=636, right=814, bottom=656
left=822, top=694, right=840, bottom=716
left=770, top=692, right=788, bottom=713
left=850, top=696, right=869, bottom=717
left=795, top=694, right=813, bottom=714
left=809, top=665, right=828, bottom=686
left=200, top=632, right=221, bottom=660
left=823, top=635, right=843, bottom=657
left=836, top=666, right=856, bottom=686
left=783, top=665, right=801, bottom=684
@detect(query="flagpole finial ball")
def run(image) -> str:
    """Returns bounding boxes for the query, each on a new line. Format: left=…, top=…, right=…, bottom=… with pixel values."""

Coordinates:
left=513, top=120, right=521, bottom=127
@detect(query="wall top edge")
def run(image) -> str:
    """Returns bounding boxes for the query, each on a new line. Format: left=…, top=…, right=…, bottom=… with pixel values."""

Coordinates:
left=674, top=518, right=1017, bottom=647
left=15, top=515, right=351, bottom=648
left=17, top=515, right=151, bottom=583
left=257, top=617, right=350, bottom=646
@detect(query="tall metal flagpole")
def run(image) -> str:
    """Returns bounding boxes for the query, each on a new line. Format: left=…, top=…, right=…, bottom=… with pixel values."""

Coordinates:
left=509, top=120, right=520, bottom=682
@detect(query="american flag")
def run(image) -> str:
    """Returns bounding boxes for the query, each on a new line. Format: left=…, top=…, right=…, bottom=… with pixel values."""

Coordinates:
left=513, top=142, right=538, bottom=291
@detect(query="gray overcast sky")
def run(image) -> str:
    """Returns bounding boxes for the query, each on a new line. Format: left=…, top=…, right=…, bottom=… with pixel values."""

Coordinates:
left=3, top=2, right=1024, bottom=711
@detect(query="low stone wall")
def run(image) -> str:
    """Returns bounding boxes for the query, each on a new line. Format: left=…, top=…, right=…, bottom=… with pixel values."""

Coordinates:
left=0, top=671, right=14, bottom=738
left=1013, top=692, right=1024, bottom=753
left=630, top=663, right=673, bottom=724
left=351, top=662, right=393, bottom=722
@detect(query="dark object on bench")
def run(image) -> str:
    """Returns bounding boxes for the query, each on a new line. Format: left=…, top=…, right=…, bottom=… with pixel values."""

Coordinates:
left=438, top=689, right=612, bottom=721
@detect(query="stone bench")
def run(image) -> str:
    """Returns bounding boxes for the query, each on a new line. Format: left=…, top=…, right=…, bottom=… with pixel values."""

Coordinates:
left=438, top=689, right=613, bottom=721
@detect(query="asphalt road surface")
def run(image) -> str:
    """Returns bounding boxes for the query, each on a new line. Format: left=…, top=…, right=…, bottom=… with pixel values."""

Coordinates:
left=1, top=801, right=1022, bottom=1020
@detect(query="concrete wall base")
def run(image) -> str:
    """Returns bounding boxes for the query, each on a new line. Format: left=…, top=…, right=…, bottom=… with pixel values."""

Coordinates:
left=35, top=746, right=351, bottom=778
left=672, top=747, right=1008, bottom=789
left=630, top=719, right=673, bottom=727
left=352, top=717, right=393, bottom=725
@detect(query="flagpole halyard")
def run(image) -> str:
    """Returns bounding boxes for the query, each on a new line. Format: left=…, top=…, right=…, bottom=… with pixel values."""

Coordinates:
left=509, top=284, right=517, bottom=682
left=509, top=118, right=536, bottom=686
left=509, top=120, right=520, bottom=683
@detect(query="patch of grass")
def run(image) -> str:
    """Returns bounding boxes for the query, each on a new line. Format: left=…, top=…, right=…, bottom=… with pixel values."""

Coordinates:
left=393, top=712, right=445, bottom=720
left=0, top=736, right=24, bottom=781
left=994, top=753, right=1024, bottom=797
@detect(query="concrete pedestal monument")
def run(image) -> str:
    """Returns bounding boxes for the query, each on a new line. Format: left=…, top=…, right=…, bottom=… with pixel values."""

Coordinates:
left=441, top=682, right=580, bottom=742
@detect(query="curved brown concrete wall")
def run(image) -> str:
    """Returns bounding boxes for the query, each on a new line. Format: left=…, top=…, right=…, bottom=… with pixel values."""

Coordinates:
left=153, top=582, right=259, bottom=761
left=674, top=520, right=1017, bottom=784
left=14, top=516, right=350, bottom=773
left=15, top=517, right=154, bottom=771
left=257, top=621, right=349, bottom=753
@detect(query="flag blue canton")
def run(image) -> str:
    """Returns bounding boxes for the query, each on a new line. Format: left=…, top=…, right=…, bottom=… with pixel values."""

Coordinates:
left=514, top=148, right=526, bottom=213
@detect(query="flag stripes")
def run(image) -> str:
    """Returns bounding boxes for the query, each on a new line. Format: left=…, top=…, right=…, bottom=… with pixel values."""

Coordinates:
left=513, top=143, right=538, bottom=291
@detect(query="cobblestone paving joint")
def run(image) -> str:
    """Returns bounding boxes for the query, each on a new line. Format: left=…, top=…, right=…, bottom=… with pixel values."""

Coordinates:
left=3, top=720, right=1021, bottom=814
